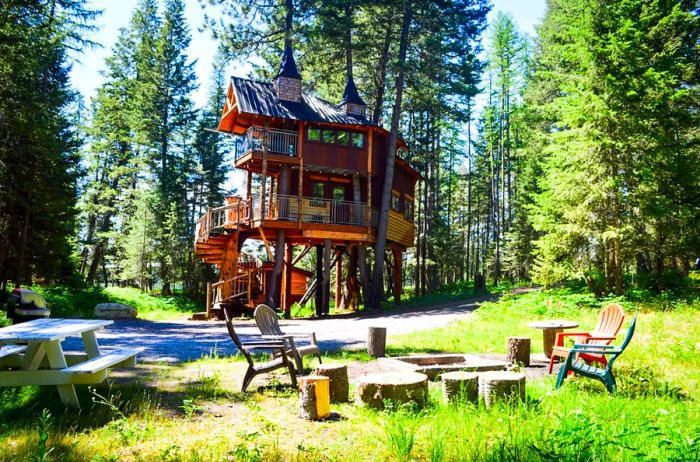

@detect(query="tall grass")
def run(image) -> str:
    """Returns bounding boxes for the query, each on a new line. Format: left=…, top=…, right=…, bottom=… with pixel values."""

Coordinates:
left=26, top=285, right=201, bottom=319
left=0, top=288, right=698, bottom=461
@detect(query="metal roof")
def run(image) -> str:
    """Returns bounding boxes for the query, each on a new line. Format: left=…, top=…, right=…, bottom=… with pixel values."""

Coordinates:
left=231, top=77, right=377, bottom=127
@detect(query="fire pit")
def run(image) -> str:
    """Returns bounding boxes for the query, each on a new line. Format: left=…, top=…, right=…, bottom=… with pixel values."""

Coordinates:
left=379, top=354, right=507, bottom=379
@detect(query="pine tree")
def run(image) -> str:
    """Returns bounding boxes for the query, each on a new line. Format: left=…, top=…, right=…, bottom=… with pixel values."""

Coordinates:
left=0, top=1, right=98, bottom=289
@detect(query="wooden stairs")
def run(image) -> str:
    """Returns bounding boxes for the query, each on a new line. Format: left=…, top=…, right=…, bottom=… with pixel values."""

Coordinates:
left=193, top=199, right=262, bottom=319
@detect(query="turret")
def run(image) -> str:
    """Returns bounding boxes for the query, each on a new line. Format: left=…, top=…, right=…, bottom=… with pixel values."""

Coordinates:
left=273, top=45, right=302, bottom=103
left=340, top=75, right=366, bottom=117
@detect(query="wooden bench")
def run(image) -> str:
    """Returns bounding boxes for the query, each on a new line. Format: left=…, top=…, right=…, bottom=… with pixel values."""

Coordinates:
left=64, top=347, right=143, bottom=374
left=0, top=347, right=143, bottom=387
left=0, top=345, right=27, bottom=359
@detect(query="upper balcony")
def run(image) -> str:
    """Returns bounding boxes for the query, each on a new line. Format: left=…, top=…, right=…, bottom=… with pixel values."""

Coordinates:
left=195, top=194, right=373, bottom=246
left=233, top=126, right=299, bottom=171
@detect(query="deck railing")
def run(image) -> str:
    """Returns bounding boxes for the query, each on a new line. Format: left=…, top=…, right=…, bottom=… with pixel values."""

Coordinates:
left=234, top=126, right=298, bottom=160
left=194, top=198, right=250, bottom=244
left=209, top=254, right=264, bottom=306
left=250, top=194, right=370, bottom=227
left=196, top=195, right=370, bottom=244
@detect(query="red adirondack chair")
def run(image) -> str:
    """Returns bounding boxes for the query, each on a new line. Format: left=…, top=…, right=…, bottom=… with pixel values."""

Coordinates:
left=548, top=303, right=625, bottom=374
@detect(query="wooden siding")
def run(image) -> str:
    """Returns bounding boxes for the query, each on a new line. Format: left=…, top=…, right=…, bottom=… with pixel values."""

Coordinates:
left=302, top=125, right=368, bottom=173
left=387, top=210, right=414, bottom=247
left=393, top=163, right=417, bottom=197
left=291, top=270, right=308, bottom=297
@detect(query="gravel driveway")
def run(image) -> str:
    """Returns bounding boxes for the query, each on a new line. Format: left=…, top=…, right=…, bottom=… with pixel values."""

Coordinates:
left=63, top=295, right=496, bottom=363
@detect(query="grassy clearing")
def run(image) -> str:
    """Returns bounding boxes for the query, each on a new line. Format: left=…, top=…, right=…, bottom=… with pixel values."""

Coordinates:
left=27, top=285, right=201, bottom=320
left=0, top=288, right=698, bottom=461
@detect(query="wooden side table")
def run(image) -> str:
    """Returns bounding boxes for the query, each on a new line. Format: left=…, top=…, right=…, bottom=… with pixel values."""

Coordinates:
left=527, top=320, right=579, bottom=359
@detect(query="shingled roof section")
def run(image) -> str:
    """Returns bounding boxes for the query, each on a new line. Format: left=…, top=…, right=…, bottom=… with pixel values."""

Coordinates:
left=231, top=77, right=377, bottom=127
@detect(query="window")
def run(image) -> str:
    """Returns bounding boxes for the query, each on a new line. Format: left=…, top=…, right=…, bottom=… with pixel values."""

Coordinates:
left=404, top=196, right=414, bottom=222
left=308, top=127, right=320, bottom=142
left=322, top=129, right=336, bottom=144
left=351, top=132, right=364, bottom=148
left=311, top=181, right=325, bottom=199
left=333, top=186, right=346, bottom=202
left=336, top=131, right=350, bottom=146
left=391, top=191, right=401, bottom=211
left=308, top=127, right=365, bottom=148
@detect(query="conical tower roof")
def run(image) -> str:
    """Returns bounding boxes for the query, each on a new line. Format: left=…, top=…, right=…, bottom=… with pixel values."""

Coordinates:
left=276, top=45, right=301, bottom=79
left=340, top=75, right=366, bottom=106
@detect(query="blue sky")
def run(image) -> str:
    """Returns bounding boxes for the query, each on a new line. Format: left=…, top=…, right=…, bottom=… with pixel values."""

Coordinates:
left=69, top=0, right=546, bottom=108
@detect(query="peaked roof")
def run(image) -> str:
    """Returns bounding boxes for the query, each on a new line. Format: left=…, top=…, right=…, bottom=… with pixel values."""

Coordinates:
left=340, top=75, right=366, bottom=106
left=229, top=77, right=377, bottom=127
left=276, top=45, right=301, bottom=79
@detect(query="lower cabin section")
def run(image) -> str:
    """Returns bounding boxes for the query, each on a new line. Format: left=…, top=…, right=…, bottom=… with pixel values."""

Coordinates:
left=194, top=200, right=410, bottom=318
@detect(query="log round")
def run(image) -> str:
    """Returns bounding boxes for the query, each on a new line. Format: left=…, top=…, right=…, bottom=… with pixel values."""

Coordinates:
left=506, top=337, right=531, bottom=366
left=478, top=371, right=526, bottom=407
left=355, top=372, right=428, bottom=410
left=314, top=363, right=349, bottom=403
left=441, top=371, right=479, bottom=404
left=298, top=375, right=330, bottom=420
left=367, top=326, right=387, bottom=358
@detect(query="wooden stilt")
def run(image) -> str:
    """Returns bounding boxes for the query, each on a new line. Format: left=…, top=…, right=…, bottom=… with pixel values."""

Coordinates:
left=392, top=246, right=402, bottom=305
left=323, top=239, right=331, bottom=315
left=335, top=248, right=343, bottom=309
left=347, top=246, right=360, bottom=310
left=315, top=245, right=323, bottom=317
left=205, top=282, right=212, bottom=318
left=260, top=122, right=269, bottom=220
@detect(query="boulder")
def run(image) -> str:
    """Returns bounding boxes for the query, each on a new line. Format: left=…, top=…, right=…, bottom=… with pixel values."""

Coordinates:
left=94, top=303, right=137, bottom=319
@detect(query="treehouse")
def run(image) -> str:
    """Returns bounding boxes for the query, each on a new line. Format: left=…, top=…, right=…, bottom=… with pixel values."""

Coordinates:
left=194, top=45, right=418, bottom=318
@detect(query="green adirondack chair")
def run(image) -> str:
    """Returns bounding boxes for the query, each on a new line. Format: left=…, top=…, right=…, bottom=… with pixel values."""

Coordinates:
left=555, top=314, right=637, bottom=393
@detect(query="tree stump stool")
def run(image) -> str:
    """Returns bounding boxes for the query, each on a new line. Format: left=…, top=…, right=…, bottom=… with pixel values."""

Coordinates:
left=314, top=363, right=349, bottom=403
left=355, top=372, right=428, bottom=410
left=441, top=371, right=479, bottom=404
left=367, top=327, right=387, bottom=358
left=479, top=371, right=526, bottom=407
left=298, top=375, right=330, bottom=420
left=507, top=337, right=531, bottom=366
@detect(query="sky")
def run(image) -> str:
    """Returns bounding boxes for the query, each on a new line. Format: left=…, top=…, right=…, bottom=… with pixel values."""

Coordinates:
left=69, top=0, right=547, bottom=109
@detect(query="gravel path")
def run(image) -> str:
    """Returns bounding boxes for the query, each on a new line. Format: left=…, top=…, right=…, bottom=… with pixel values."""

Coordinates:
left=63, top=295, right=497, bottom=363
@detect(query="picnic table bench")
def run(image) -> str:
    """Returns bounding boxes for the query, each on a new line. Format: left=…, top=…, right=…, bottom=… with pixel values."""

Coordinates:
left=0, top=318, right=142, bottom=408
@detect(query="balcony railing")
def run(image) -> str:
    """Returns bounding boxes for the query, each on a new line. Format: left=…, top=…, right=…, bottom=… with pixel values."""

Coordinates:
left=196, top=194, right=371, bottom=244
left=195, top=198, right=250, bottom=244
left=234, top=126, right=298, bottom=160
left=251, top=194, right=370, bottom=227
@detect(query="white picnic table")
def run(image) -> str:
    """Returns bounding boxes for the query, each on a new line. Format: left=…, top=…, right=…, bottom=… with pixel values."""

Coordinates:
left=0, top=318, right=142, bottom=408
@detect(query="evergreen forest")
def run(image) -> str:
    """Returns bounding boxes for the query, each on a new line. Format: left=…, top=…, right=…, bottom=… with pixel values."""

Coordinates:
left=1, top=0, right=699, bottom=306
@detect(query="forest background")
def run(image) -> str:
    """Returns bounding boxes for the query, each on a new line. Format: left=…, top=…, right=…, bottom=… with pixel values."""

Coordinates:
left=1, top=0, right=698, bottom=310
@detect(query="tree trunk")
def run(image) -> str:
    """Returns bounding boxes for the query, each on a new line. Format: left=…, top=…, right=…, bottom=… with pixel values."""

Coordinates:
left=269, top=165, right=289, bottom=306
left=368, top=2, right=412, bottom=309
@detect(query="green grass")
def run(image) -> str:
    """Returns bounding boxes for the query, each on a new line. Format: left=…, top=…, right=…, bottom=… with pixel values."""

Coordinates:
left=0, top=287, right=698, bottom=461
left=26, top=285, right=202, bottom=320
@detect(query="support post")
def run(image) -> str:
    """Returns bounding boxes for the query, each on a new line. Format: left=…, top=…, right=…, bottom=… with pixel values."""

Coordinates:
left=260, top=122, right=269, bottom=220
left=206, top=282, right=212, bottom=319
left=270, top=165, right=289, bottom=307
left=335, top=248, right=343, bottom=309
left=282, top=244, right=293, bottom=318
left=315, top=245, right=323, bottom=317
left=392, top=246, right=402, bottom=305
left=323, top=239, right=331, bottom=315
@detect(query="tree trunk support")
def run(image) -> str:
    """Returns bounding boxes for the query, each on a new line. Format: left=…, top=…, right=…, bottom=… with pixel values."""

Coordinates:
left=391, top=246, right=402, bottom=304
left=315, top=245, right=323, bottom=317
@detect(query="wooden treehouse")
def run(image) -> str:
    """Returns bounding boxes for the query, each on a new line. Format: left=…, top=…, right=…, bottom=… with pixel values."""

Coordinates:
left=194, top=45, right=418, bottom=318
